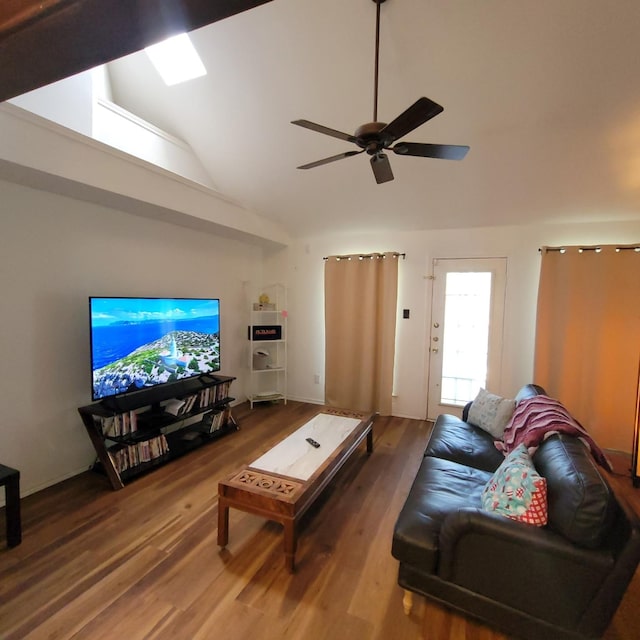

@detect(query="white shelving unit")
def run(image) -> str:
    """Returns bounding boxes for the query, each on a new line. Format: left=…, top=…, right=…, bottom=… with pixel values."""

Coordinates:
left=246, top=283, right=287, bottom=408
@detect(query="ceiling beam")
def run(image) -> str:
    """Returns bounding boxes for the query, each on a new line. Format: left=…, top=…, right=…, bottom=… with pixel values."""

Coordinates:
left=0, top=0, right=273, bottom=102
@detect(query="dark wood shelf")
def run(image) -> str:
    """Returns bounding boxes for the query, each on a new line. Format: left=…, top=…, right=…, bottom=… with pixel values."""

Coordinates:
left=165, top=420, right=239, bottom=457
left=79, top=375, right=237, bottom=490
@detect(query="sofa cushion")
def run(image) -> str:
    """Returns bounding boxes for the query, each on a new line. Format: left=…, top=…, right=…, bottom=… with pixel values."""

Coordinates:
left=425, top=414, right=505, bottom=473
left=468, top=388, right=516, bottom=439
left=533, top=434, right=616, bottom=548
left=391, top=456, right=492, bottom=571
left=481, top=444, right=548, bottom=526
left=462, top=383, right=546, bottom=423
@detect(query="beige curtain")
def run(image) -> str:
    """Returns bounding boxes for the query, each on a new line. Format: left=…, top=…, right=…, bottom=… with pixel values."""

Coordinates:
left=324, top=252, right=399, bottom=415
left=534, top=245, right=640, bottom=451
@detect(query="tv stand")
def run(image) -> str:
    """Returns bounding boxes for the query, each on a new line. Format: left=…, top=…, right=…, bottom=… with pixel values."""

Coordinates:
left=147, top=402, right=165, bottom=416
left=99, top=396, right=124, bottom=414
left=78, top=375, right=237, bottom=490
left=198, top=373, right=220, bottom=383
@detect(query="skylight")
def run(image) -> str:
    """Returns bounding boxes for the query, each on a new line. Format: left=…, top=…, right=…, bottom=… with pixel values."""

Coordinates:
left=145, top=33, right=206, bottom=86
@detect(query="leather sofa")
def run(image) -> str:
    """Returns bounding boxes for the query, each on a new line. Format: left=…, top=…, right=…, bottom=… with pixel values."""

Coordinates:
left=392, top=384, right=640, bottom=639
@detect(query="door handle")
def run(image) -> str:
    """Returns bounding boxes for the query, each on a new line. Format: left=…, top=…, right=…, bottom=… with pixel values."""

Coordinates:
left=431, top=348, right=439, bottom=353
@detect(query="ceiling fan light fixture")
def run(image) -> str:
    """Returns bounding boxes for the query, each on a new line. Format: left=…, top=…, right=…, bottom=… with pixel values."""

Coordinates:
left=370, top=153, right=394, bottom=184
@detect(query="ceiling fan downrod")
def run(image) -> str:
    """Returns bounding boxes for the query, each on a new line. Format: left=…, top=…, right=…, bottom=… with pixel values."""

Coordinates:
left=372, top=0, right=387, bottom=123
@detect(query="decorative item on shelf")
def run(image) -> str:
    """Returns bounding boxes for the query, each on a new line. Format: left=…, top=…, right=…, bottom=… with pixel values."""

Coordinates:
left=251, top=293, right=276, bottom=311
left=253, top=349, right=271, bottom=370
left=248, top=325, right=282, bottom=341
left=164, top=398, right=186, bottom=416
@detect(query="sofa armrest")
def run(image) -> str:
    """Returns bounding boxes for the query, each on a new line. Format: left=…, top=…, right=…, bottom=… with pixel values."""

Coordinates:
left=438, top=508, right=613, bottom=625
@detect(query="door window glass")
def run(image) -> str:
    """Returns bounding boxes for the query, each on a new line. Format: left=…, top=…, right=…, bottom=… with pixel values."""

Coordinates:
left=440, top=272, right=492, bottom=405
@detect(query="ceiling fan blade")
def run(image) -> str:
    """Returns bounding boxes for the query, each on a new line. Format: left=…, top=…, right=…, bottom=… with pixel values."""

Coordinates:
left=297, top=149, right=364, bottom=170
left=291, top=119, right=356, bottom=143
left=393, top=142, right=470, bottom=161
left=381, top=97, right=444, bottom=144
left=370, top=153, right=394, bottom=184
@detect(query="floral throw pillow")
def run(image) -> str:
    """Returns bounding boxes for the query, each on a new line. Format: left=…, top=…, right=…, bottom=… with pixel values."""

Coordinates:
left=481, top=444, right=548, bottom=526
left=468, top=388, right=516, bottom=439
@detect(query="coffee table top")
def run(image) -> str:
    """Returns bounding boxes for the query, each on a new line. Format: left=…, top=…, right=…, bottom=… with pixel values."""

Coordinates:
left=249, top=411, right=362, bottom=481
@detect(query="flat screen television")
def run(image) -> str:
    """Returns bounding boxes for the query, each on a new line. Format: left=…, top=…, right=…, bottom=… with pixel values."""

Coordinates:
left=89, top=297, right=221, bottom=402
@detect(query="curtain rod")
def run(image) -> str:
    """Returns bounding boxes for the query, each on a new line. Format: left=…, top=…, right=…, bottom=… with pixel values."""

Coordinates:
left=539, top=245, right=640, bottom=253
left=323, top=252, right=406, bottom=261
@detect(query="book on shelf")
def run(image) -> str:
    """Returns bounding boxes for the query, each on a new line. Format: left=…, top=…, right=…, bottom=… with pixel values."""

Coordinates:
left=180, top=381, right=231, bottom=413
left=215, top=381, right=231, bottom=402
left=201, top=408, right=228, bottom=433
left=109, top=434, right=169, bottom=474
left=99, top=415, right=115, bottom=438
left=182, top=394, right=198, bottom=414
left=100, top=410, right=138, bottom=438
left=198, top=387, right=209, bottom=409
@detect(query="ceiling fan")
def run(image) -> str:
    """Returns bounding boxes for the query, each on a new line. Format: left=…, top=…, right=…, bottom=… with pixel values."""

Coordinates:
left=291, top=0, right=469, bottom=184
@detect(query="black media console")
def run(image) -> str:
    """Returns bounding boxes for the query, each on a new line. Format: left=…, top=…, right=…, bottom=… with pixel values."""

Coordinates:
left=78, top=375, right=237, bottom=490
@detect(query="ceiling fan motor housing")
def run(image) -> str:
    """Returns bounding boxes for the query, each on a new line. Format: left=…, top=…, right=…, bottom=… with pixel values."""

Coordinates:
left=354, top=122, right=391, bottom=154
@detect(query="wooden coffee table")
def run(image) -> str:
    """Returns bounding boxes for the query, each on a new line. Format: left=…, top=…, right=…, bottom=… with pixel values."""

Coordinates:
left=217, top=408, right=375, bottom=572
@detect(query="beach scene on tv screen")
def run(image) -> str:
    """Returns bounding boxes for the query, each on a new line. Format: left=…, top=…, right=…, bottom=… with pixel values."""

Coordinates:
left=91, top=298, right=220, bottom=400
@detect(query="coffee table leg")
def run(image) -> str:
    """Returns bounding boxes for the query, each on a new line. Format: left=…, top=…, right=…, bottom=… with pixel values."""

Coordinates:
left=283, top=518, right=297, bottom=573
left=366, top=427, right=374, bottom=454
left=217, top=498, right=229, bottom=547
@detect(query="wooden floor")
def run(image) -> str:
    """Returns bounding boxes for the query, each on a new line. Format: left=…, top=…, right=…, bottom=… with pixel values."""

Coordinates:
left=1, top=401, right=639, bottom=640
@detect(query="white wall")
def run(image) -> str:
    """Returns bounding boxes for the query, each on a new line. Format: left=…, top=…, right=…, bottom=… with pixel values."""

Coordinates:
left=9, top=69, right=216, bottom=190
left=0, top=179, right=264, bottom=496
left=0, top=103, right=290, bottom=249
left=92, top=98, right=216, bottom=188
left=9, top=71, right=93, bottom=137
left=280, top=220, right=640, bottom=447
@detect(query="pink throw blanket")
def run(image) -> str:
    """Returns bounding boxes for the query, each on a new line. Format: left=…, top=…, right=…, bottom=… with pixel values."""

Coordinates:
left=495, top=395, right=612, bottom=470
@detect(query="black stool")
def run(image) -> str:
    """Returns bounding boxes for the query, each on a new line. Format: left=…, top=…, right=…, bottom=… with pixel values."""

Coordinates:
left=0, top=464, right=21, bottom=547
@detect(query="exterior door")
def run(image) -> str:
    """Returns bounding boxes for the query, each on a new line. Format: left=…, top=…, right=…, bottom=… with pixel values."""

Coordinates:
left=426, top=258, right=507, bottom=420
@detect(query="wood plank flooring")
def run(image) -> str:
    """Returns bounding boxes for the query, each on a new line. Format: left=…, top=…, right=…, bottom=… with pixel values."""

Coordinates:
left=1, top=401, right=639, bottom=640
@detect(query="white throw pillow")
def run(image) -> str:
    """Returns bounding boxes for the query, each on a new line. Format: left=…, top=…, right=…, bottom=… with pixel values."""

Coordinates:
left=468, top=388, right=516, bottom=439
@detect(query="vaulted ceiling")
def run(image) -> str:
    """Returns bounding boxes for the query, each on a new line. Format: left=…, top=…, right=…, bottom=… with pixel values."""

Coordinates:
left=5, top=0, right=640, bottom=237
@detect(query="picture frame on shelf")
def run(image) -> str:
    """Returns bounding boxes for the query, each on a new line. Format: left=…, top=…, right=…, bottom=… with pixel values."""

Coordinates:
left=248, top=325, right=282, bottom=341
